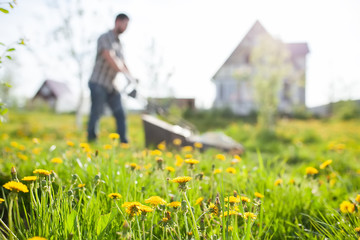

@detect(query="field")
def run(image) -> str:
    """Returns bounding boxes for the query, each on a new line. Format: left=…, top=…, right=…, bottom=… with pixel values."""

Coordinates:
left=1, top=110, right=360, bottom=239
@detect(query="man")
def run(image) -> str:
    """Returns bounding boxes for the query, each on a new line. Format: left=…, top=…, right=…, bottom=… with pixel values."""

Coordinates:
left=87, top=13, right=134, bottom=143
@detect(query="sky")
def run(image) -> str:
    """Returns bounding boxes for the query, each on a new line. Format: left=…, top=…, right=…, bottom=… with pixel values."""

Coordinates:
left=1, top=0, right=360, bottom=109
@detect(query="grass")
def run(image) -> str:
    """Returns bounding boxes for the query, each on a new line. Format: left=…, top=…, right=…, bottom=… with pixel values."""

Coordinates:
left=1, top=109, right=360, bottom=239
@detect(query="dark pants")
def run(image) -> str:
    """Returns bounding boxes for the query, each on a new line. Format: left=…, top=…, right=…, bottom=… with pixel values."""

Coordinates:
left=87, top=82, right=128, bottom=143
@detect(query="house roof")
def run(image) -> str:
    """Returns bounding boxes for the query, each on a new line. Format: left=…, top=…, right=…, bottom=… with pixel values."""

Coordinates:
left=286, top=43, right=310, bottom=56
left=212, top=20, right=309, bottom=79
left=33, top=79, right=71, bottom=99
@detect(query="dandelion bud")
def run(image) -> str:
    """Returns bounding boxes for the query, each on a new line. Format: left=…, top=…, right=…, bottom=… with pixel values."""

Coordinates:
left=41, top=179, right=47, bottom=186
left=95, top=150, right=99, bottom=157
left=141, top=186, right=146, bottom=193
left=233, top=190, right=238, bottom=197
left=11, top=166, right=19, bottom=181
left=211, top=164, right=215, bottom=171
left=94, top=174, right=101, bottom=181
left=156, top=157, right=164, bottom=170
left=123, top=220, right=130, bottom=230
left=72, top=174, right=79, bottom=180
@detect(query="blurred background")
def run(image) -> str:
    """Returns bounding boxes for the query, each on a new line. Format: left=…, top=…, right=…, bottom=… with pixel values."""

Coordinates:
left=1, top=0, right=360, bottom=132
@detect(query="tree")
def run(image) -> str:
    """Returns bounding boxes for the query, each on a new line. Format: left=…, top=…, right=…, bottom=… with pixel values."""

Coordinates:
left=0, top=0, right=25, bottom=124
left=45, top=0, right=99, bottom=129
left=249, top=34, right=292, bottom=130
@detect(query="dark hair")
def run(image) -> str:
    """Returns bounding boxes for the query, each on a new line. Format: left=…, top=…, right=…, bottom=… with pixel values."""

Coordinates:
left=115, top=13, right=129, bottom=22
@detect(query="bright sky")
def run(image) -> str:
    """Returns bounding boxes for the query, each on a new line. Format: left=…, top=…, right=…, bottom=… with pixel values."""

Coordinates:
left=1, top=0, right=360, bottom=108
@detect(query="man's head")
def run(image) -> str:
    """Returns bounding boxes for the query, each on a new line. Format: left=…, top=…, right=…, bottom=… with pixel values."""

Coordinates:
left=114, top=13, right=129, bottom=35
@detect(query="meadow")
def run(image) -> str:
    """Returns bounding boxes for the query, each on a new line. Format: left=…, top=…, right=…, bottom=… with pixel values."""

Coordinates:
left=1, top=110, right=360, bottom=239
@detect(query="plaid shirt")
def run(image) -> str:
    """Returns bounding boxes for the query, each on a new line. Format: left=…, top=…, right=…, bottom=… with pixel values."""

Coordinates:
left=89, top=30, right=124, bottom=92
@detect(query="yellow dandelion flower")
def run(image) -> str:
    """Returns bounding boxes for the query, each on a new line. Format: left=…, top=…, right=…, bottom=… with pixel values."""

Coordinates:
left=129, top=163, right=140, bottom=171
left=173, top=138, right=182, bottom=146
left=66, top=141, right=75, bottom=147
left=150, top=149, right=162, bottom=156
left=195, top=197, right=204, bottom=205
left=51, top=157, right=63, bottom=164
left=3, top=181, right=29, bottom=193
left=224, top=196, right=240, bottom=203
left=33, top=169, right=51, bottom=176
left=185, top=159, right=199, bottom=165
left=123, top=202, right=142, bottom=216
left=109, top=133, right=120, bottom=140
left=289, top=179, right=295, bottom=184
left=213, top=169, right=222, bottom=174
left=18, top=144, right=25, bottom=150
left=120, top=143, right=130, bottom=149
left=175, top=155, right=184, bottom=167
left=27, top=237, right=47, bottom=240
left=108, top=193, right=122, bottom=200
left=254, top=192, right=264, bottom=198
left=17, top=153, right=28, bottom=161
left=22, top=176, right=37, bottom=182
left=145, top=196, right=167, bottom=206
left=10, top=141, right=18, bottom=148
left=320, top=159, right=332, bottom=169
left=330, top=179, right=336, bottom=187
left=340, top=201, right=355, bottom=213
left=226, top=167, right=236, bottom=174
left=355, top=227, right=360, bottom=233
left=138, top=204, right=153, bottom=213
left=356, top=195, right=360, bottom=203
left=305, top=167, right=319, bottom=175
left=209, top=203, right=219, bottom=215
left=0, top=198, right=4, bottom=204
left=166, top=152, right=173, bottom=158
left=274, top=179, right=283, bottom=186
left=185, top=154, right=193, bottom=159
left=79, top=142, right=89, bottom=149
left=143, top=163, right=152, bottom=170
left=103, top=144, right=112, bottom=150
left=216, top=154, right=226, bottom=161
left=223, top=210, right=238, bottom=217
left=240, top=196, right=251, bottom=203
left=32, top=148, right=42, bottom=155
left=168, top=201, right=181, bottom=208
left=78, top=184, right=85, bottom=188
left=182, top=146, right=193, bottom=152
left=162, top=217, right=169, bottom=222
left=243, top=212, right=257, bottom=220
left=172, top=176, right=192, bottom=183
left=32, top=138, right=40, bottom=144
left=157, top=142, right=166, bottom=151
left=166, top=166, right=175, bottom=172
left=194, top=142, right=203, bottom=148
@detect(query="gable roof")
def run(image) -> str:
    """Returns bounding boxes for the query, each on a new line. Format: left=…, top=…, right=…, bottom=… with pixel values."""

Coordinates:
left=212, top=21, right=309, bottom=79
left=33, top=79, right=71, bottom=99
left=223, top=20, right=269, bottom=66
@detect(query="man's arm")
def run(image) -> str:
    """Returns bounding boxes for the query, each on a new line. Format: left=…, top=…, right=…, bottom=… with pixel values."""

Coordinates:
left=101, top=50, right=136, bottom=84
left=101, top=50, right=124, bottom=73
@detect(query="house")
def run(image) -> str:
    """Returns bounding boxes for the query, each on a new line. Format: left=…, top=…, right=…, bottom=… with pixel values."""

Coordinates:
left=212, top=21, right=309, bottom=115
left=32, top=79, right=76, bottom=113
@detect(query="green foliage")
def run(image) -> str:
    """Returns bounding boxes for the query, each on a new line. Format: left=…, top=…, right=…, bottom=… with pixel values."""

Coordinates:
left=332, top=100, right=360, bottom=120
left=1, top=110, right=360, bottom=239
left=249, top=34, right=292, bottom=130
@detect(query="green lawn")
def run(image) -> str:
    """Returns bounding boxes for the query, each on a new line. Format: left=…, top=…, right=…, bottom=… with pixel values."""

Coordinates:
left=1, top=110, right=360, bottom=239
